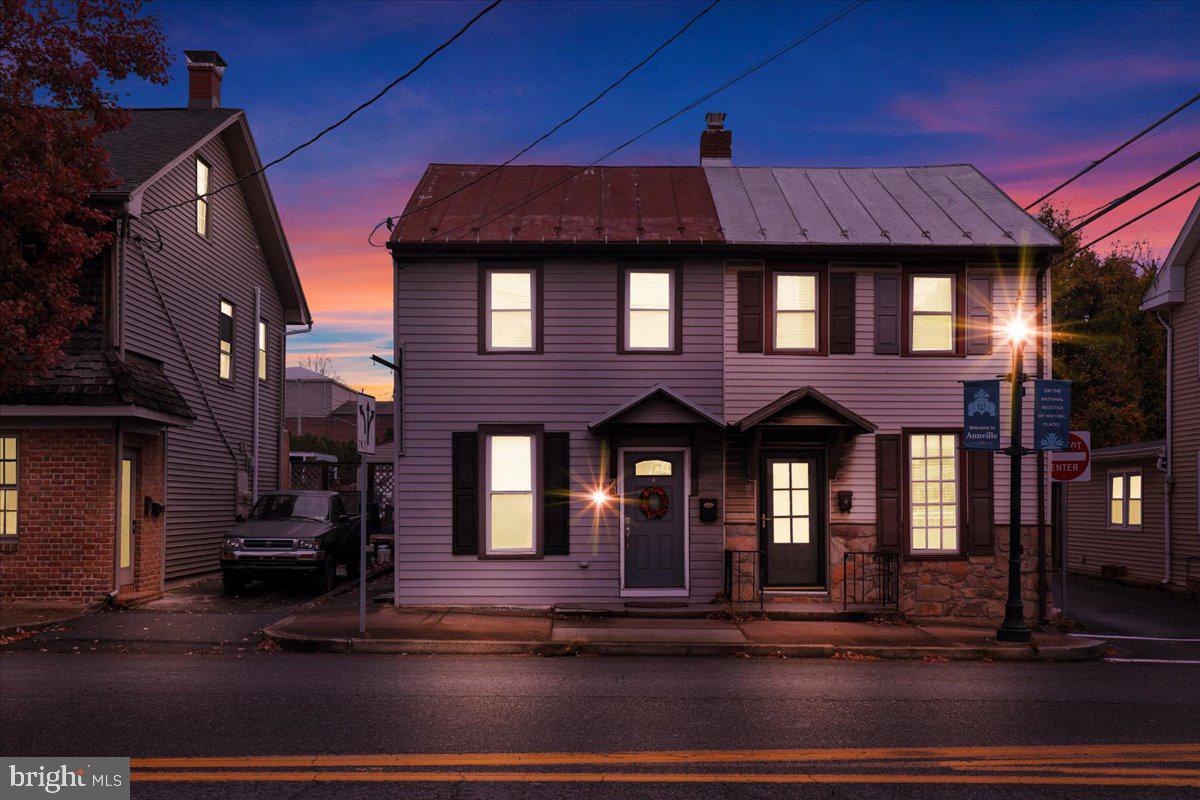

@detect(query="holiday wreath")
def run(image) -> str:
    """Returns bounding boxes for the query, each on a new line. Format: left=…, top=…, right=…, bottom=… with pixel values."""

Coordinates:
left=638, top=485, right=670, bottom=520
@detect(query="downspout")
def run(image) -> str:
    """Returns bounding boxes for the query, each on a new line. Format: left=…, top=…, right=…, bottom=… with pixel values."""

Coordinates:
left=1156, top=311, right=1173, bottom=585
left=252, top=287, right=261, bottom=503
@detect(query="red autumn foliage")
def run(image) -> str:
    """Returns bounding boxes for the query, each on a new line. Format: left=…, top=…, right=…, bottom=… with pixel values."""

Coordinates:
left=0, top=0, right=170, bottom=393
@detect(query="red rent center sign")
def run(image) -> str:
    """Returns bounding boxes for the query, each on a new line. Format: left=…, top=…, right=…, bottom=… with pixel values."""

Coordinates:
left=1051, top=432, right=1091, bottom=483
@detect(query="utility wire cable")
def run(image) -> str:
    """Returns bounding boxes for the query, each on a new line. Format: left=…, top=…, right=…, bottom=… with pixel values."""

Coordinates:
left=1066, top=146, right=1200, bottom=234
left=395, top=0, right=868, bottom=249
left=1025, top=89, right=1200, bottom=210
left=1072, top=178, right=1200, bottom=255
left=145, top=0, right=503, bottom=216
left=368, top=0, right=723, bottom=246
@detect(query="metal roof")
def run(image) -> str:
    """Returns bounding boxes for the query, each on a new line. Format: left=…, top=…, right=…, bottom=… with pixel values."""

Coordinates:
left=390, top=164, right=723, bottom=244
left=706, top=165, right=1058, bottom=247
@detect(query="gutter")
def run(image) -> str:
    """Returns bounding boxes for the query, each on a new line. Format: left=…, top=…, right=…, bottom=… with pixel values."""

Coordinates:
left=1156, top=311, right=1174, bottom=585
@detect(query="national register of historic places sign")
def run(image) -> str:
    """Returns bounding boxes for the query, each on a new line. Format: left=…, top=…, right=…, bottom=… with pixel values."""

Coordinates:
left=1033, top=380, right=1071, bottom=451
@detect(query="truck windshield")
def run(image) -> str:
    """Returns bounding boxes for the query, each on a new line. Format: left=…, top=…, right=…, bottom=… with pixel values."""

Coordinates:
left=251, top=495, right=329, bottom=521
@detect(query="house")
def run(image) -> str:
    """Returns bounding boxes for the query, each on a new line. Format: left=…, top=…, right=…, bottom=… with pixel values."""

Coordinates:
left=383, top=114, right=1061, bottom=620
left=284, top=367, right=392, bottom=445
left=0, top=51, right=311, bottom=603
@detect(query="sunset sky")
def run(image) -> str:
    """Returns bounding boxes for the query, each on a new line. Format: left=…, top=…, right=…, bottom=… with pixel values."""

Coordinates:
left=113, top=0, right=1200, bottom=399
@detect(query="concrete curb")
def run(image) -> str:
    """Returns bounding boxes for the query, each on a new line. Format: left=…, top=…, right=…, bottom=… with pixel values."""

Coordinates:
left=0, top=608, right=91, bottom=636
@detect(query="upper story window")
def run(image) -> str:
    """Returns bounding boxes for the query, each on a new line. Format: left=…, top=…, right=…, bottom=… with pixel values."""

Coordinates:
left=218, top=300, right=234, bottom=381
left=623, top=268, right=676, bottom=351
left=483, top=267, right=537, bottom=352
left=257, top=319, right=268, bottom=381
left=910, top=433, right=958, bottom=553
left=773, top=272, right=819, bottom=351
left=196, top=157, right=210, bottom=237
left=1, top=436, right=17, bottom=537
left=1109, top=471, right=1142, bottom=528
left=910, top=275, right=955, bottom=353
left=485, top=433, right=537, bottom=555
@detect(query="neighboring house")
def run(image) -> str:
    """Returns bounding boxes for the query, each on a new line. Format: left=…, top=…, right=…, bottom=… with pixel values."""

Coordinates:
left=1065, top=441, right=1166, bottom=584
left=1135, top=194, right=1200, bottom=590
left=283, top=367, right=392, bottom=445
left=383, top=114, right=1061, bottom=621
left=0, top=51, right=311, bottom=602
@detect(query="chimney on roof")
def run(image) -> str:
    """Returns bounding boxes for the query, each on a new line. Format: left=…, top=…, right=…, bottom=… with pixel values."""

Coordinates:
left=700, top=112, right=731, bottom=166
left=184, top=50, right=227, bottom=110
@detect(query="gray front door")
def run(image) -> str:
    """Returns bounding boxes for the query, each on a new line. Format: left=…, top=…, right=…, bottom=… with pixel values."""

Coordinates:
left=623, top=451, right=685, bottom=589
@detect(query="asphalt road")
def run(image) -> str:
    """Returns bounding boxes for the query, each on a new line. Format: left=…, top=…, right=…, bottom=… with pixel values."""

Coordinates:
left=1064, top=574, right=1200, bottom=663
left=2, top=651, right=1197, bottom=799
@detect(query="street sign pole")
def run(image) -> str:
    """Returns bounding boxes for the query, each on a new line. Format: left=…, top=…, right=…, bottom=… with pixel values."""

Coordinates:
left=359, top=455, right=367, bottom=635
left=998, top=339, right=1033, bottom=643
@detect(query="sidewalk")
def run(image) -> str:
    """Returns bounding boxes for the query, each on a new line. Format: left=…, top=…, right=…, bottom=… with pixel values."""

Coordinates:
left=0, top=602, right=90, bottom=636
left=265, top=591, right=1106, bottom=661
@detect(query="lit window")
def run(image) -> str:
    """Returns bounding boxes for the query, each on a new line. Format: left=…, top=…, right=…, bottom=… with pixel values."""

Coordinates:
left=634, top=459, right=672, bottom=476
left=770, top=460, right=811, bottom=544
left=911, top=275, right=954, bottom=352
left=486, top=270, right=535, bottom=351
left=910, top=433, right=958, bottom=552
left=485, top=434, right=536, bottom=554
left=219, top=300, right=234, bottom=380
left=257, top=319, right=267, bottom=381
left=1109, top=472, right=1142, bottom=528
left=0, top=436, right=16, bottom=536
left=774, top=273, right=818, bottom=350
left=626, top=269, right=673, bottom=350
left=196, top=157, right=210, bottom=237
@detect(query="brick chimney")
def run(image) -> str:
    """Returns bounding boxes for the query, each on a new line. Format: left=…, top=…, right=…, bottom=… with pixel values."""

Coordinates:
left=185, top=50, right=227, bottom=110
left=700, top=112, right=731, bottom=166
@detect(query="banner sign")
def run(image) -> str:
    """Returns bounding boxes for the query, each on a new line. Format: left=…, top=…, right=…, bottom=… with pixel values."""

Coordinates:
left=963, top=380, right=1001, bottom=451
left=356, top=395, right=376, bottom=455
left=1051, top=431, right=1091, bottom=483
left=1034, top=380, right=1071, bottom=451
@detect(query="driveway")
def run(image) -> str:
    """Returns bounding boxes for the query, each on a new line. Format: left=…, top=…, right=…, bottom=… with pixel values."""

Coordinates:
left=1065, top=573, right=1200, bottom=663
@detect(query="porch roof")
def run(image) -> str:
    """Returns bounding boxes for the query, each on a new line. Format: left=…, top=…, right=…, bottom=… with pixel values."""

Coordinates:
left=736, top=387, right=876, bottom=434
left=587, top=383, right=724, bottom=431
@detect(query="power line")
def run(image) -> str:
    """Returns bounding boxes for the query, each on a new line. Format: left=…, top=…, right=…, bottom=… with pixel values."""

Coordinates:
left=1024, top=89, right=1200, bottom=210
left=1073, top=178, right=1200, bottom=254
left=145, top=0, right=503, bottom=216
left=368, top=0, right=724, bottom=246
left=394, top=0, right=868, bottom=250
left=1067, top=146, right=1200, bottom=234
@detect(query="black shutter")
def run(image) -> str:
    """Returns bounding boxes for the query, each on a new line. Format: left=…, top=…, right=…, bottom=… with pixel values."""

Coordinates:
left=966, top=449, right=995, bottom=555
left=876, top=434, right=903, bottom=553
left=451, top=432, right=479, bottom=554
left=830, top=273, right=856, bottom=354
left=966, top=273, right=993, bottom=356
left=874, top=273, right=900, bottom=354
left=543, top=432, right=570, bottom=555
left=737, top=271, right=764, bottom=353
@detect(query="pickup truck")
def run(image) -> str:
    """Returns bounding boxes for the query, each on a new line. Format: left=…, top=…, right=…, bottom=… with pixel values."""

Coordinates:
left=220, top=490, right=359, bottom=594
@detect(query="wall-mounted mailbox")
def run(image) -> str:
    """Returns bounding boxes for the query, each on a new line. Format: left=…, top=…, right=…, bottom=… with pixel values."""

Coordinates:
left=699, top=498, right=719, bottom=524
left=836, top=490, right=853, bottom=513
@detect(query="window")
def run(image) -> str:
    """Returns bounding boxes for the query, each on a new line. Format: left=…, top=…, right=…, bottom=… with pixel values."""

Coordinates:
left=770, top=460, right=811, bottom=544
left=1, top=436, right=16, bottom=537
left=910, top=275, right=955, bottom=352
left=624, top=269, right=675, bottom=351
left=257, top=319, right=267, bottom=381
left=1108, top=471, right=1142, bottom=528
left=485, top=434, right=536, bottom=554
left=196, top=157, right=210, bottom=237
left=910, top=433, right=958, bottom=553
left=634, top=459, right=672, bottom=476
left=218, top=300, right=234, bottom=380
left=484, top=268, right=536, bottom=351
left=773, top=273, right=819, bottom=351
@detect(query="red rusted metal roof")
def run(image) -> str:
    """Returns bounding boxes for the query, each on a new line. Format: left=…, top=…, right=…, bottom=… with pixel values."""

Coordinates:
left=390, top=164, right=725, bottom=245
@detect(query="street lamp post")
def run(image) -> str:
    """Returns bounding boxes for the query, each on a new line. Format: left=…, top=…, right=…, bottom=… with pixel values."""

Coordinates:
left=997, top=317, right=1033, bottom=643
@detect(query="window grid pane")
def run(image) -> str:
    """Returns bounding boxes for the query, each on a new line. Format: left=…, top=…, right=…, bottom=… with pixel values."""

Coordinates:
left=0, top=436, right=16, bottom=536
left=626, top=271, right=673, bottom=349
left=910, top=433, right=958, bottom=552
left=770, top=460, right=811, bottom=545
left=629, top=272, right=671, bottom=309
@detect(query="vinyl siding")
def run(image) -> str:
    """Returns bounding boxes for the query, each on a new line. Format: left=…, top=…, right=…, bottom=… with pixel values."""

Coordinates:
left=393, top=259, right=725, bottom=604
left=1066, top=456, right=1165, bottom=582
left=1168, top=239, right=1200, bottom=587
left=125, top=131, right=288, bottom=579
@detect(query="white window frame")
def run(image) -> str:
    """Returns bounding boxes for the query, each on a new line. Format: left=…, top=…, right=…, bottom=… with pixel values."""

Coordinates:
left=1, top=435, right=17, bottom=538
left=1107, top=469, right=1142, bottom=530
left=483, top=432, right=538, bottom=555
left=910, top=274, right=956, bottom=353
left=624, top=268, right=675, bottom=352
left=257, top=319, right=268, bottom=381
left=908, top=432, right=960, bottom=554
left=218, top=299, right=234, bottom=381
left=196, top=156, right=210, bottom=238
left=772, top=271, right=820, bottom=352
left=484, top=268, right=537, bottom=352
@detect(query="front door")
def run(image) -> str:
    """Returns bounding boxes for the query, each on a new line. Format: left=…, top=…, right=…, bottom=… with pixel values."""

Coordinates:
left=118, top=450, right=138, bottom=587
left=763, top=454, right=825, bottom=587
left=622, top=451, right=685, bottom=590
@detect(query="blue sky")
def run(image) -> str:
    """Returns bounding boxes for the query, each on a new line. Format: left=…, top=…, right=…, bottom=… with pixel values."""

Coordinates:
left=114, top=0, right=1200, bottom=397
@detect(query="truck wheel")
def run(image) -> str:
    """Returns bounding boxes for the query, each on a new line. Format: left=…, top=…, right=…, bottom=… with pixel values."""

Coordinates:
left=222, top=570, right=245, bottom=595
left=312, top=558, right=336, bottom=594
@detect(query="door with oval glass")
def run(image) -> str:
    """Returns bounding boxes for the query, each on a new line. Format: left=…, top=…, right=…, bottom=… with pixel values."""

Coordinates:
left=762, top=454, right=825, bottom=587
left=622, top=451, right=685, bottom=590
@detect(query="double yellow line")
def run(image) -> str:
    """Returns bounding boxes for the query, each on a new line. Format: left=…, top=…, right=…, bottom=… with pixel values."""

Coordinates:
left=131, top=743, right=1200, bottom=787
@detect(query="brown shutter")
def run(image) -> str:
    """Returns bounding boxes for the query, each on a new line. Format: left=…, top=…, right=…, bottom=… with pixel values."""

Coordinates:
left=543, top=432, right=570, bottom=555
left=874, top=273, right=900, bottom=354
left=830, top=273, right=856, bottom=354
left=966, top=273, right=993, bottom=355
left=966, top=449, right=995, bottom=555
left=876, top=434, right=903, bottom=552
left=451, top=432, right=479, bottom=554
left=737, top=270, right=764, bottom=353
